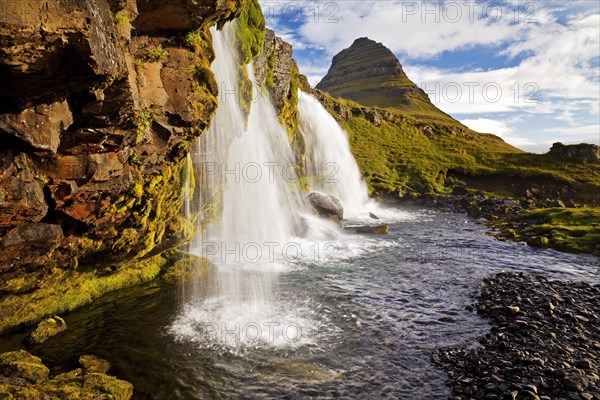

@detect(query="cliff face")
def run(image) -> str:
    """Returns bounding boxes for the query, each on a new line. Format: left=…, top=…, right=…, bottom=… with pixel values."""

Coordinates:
left=0, top=0, right=263, bottom=332
left=316, top=37, right=461, bottom=127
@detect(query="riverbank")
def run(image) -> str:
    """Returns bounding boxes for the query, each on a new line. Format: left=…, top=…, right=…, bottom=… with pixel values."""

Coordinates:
left=389, top=192, right=600, bottom=256
left=434, top=272, right=599, bottom=400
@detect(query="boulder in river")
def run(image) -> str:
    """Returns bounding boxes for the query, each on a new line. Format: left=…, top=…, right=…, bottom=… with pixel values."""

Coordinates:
left=351, top=225, right=389, bottom=235
left=307, top=193, right=344, bottom=220
left=26, top=316, right=67, bottom=344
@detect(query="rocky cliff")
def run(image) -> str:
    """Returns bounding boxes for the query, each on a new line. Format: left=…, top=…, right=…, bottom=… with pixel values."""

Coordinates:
left=0, top=0, right=266, bottom=333
left=316, top=37, right=460, bottom=127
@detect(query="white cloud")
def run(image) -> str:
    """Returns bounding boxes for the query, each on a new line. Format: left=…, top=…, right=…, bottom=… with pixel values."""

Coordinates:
left=263, top=0, right=600, bottom=151
left=461, top=117, right=539, bottom=150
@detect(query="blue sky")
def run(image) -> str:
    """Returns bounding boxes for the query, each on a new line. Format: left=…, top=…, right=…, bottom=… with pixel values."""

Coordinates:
left=259, top=0, right=600, bottom=152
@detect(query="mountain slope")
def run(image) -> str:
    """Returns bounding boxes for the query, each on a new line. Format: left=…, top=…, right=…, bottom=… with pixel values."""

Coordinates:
left=316, top=37, right=459, bottom=126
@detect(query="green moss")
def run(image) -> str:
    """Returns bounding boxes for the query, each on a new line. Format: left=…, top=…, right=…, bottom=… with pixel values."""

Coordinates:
left=233, top=0, right=267, bottom=120
left=0, top=350, right=49, bottom=383
left=317, top=93, right=600, bottom=200
left=135, top=109, right=154, bottom=140
left=83, top=372, right=133, bottom=400
left=236, top=0, right=266, bottom=64
left=0, top=254, right=167, bottom=333
left=161, top=252, right=213, bottom=283
left=278, top=63, right=300, bottom=139
left=115, top=10, right=133, bottom=30
left=516, top=207, right=600, bottom=255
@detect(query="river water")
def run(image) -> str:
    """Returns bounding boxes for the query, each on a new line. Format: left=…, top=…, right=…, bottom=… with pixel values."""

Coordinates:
left=1, top=21, right=597, bottom=400
left=3, top=206, right=597, bottom=399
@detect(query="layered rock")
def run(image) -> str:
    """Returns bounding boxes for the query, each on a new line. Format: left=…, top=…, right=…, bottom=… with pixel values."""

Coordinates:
left=0, top=0, right=260, bottom=332
left=549, top=142, right=600, bottom=164
left=254, top=28, right=304, bottom=135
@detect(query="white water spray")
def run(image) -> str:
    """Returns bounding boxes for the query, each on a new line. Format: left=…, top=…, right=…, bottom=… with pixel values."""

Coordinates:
left=172, top=23, right=322, bottom=352
left=298, top=91, right=370, bottom=219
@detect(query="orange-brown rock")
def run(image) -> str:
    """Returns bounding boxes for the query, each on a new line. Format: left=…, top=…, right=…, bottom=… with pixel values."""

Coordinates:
left=0, top=100, right=73, bottom=152
left=0, top=151, right=48, bottom=229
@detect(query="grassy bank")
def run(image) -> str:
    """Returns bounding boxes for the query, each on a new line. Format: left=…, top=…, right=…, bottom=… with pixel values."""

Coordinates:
left=513, top=207, right=600, bottom=255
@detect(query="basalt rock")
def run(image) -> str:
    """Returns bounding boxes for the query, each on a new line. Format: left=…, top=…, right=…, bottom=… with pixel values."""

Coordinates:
left=549, top=142, right=600, bottom=164
left=0, top=151, right=48, bottom=229
left=255, top=29, right=296, bottom=111
left=435, top=272, right=600, bottom=400
left=0, top=0, right=253, bottom=333
left=0, top=100, right=73, bottom=152
left=307, top=192, right=344, bottom=220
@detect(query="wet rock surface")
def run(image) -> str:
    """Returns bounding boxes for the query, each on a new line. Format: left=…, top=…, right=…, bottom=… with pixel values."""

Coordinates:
left=0, top=0, right=248, bottom=332
left=434, top=272, right=600, bottom=400
left=0, top=350, right=133, bottom=399
left=307, top=192, right=344, bottom=220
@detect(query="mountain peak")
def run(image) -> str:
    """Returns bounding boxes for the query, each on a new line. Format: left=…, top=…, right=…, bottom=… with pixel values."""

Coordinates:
left=316, top=37, right=458, bottom=126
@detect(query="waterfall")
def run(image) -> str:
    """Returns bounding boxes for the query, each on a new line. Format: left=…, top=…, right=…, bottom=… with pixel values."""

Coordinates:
left=172, top=20, right=381, bottom=352
left=172, top=22, right=320, bottom=352
left=298, top=92, right=370, bottom=219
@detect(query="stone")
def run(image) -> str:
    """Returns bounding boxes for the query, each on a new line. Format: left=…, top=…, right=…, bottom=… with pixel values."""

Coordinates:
left=79, top=355, right=111, bottom=374
left=0, top=151, right=48, bottom=229
left=530, top=236, right=549, bottom=247
left=0, top=223, right=64, bottom=271
left=0, top=100, right=72, bottom=153
left=254, top=29, right=297, bottom=111
left=575, top=359, right=594, bottom=370
left=26, top=316, right=67, bottom=344
left=307, top=192, right=344, bottom=220
left=351, top=225, right=389, bottom=235
left=549, top=142, right=600, bottom=163
left=133, top=0, right=237, bottom=32
left=0, top=350, right=49, bottom=383
left=0, top=0, right=126, bottom=100
left=452, top=186, right=469, bottom=196
left=83, top=372, right=134, bottom=400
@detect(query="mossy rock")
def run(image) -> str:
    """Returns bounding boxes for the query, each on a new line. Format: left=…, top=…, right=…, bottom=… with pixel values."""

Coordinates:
left=161, top=252, right=213, bottom=283
left=0, top=350, right=49, bottom=384
left=79, top=355, right=110, bottom=374
left=26, top=316, right=67, bottom=344
left=83, top=373, right=133, bottom=400
left=0, top=350, right=133, bottom=400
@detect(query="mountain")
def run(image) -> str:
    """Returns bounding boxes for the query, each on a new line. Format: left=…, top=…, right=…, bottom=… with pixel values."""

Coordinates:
left=316, top=37, right=458, bottom=126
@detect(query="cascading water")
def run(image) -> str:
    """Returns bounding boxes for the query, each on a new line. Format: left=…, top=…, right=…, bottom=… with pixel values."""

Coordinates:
left=172, top=22, right=324, bottom=351
left=172, top=21, right=389, bottom=353
left=298, top=92, right=370, bottom=219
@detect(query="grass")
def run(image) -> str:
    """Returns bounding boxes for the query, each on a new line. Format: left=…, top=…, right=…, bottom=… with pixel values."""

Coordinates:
left=314, top=93, right=600, bottom=201
left=516, top=207, right=600, bottom=255
left=147, top=45, right=168, bottom=62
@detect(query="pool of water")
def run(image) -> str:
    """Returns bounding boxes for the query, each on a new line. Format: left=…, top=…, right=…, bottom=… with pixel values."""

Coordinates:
left=2, top=206, right=598, bottom=399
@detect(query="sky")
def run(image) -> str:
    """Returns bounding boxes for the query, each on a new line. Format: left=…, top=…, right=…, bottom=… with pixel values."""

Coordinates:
left=259, top=0, right=600, bottom=153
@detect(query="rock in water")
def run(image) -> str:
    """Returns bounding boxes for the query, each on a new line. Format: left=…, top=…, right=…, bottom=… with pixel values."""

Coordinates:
left=26, top=316, right=67, bottom=344
left=307, top=192, right=344, bottom=220
left=0, top=350, right=133, bottom=399
left=352, top=225, right=389, bottom=235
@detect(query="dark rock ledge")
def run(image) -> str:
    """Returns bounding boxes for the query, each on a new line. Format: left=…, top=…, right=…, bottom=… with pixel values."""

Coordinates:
left=434, top=272, right=599, bottom=400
